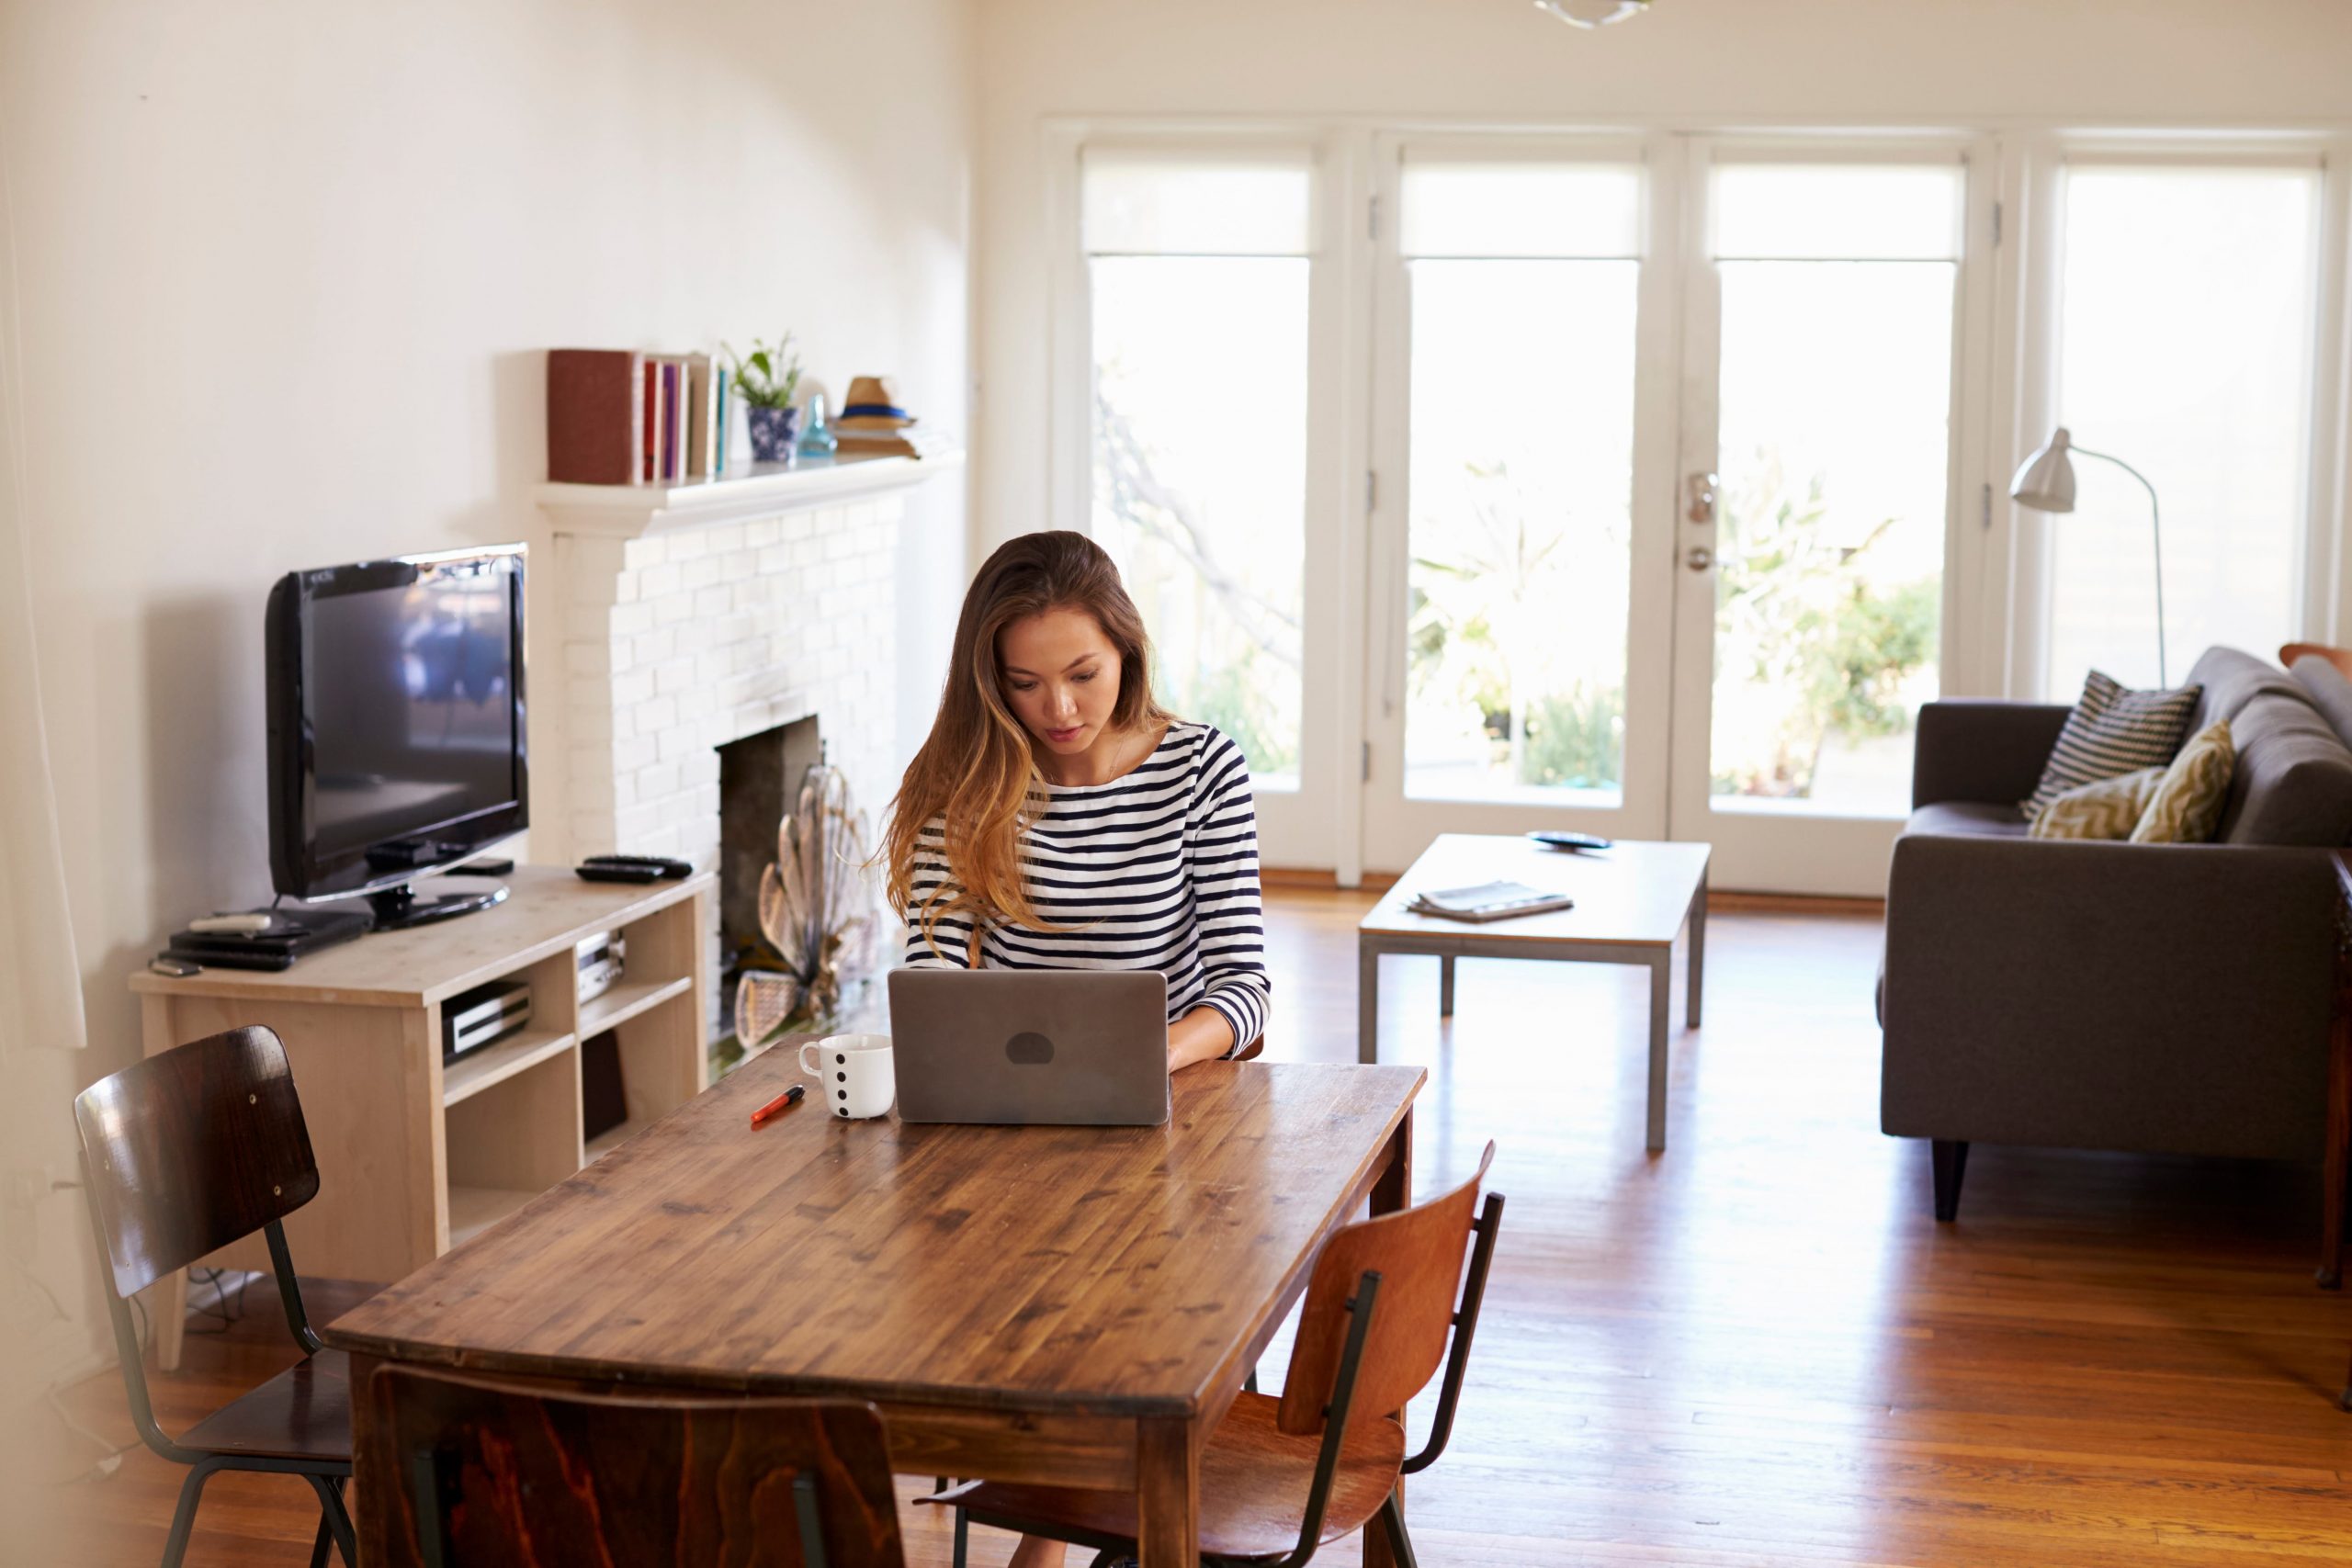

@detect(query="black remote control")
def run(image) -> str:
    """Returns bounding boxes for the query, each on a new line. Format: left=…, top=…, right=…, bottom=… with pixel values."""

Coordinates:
left=576, top=854, right=694, bottom=883
left=1526, top=830, right=1614, bottom=853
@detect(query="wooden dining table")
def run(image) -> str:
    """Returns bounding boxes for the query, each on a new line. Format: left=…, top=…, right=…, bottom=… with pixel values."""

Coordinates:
left=325, top=1048, right=1426, bottom=1567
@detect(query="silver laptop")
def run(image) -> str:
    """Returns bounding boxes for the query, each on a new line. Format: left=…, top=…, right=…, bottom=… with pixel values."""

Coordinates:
left=888, top=969, right=1171, bottom=1126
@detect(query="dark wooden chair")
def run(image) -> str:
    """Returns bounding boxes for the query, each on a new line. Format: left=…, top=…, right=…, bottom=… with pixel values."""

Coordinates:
left=72, top=1024, right=356, bottom=1568
left=933, top=1142, right=1504, bottom=1568
left=365, top=1367, right=907, bottom=1566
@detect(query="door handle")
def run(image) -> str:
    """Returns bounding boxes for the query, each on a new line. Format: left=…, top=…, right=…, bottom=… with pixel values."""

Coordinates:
left=1686, top=471, right=1718, bottom=525
left=1685, top=546, right=1714, bottom=572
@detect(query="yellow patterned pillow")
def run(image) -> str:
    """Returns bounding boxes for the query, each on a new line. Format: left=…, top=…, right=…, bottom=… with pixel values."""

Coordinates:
left=2131, top=719, right=2233, bottom=843
left=2029, top=766, right=2165, bottom=840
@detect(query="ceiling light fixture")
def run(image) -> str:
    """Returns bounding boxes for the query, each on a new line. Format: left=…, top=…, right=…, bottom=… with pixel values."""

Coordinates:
left=1534, top=0, right=1650, bottom=28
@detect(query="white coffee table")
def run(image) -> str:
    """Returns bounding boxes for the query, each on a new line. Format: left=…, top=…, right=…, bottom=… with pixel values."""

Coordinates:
left=1357, top=833, right=1710, bottom=1151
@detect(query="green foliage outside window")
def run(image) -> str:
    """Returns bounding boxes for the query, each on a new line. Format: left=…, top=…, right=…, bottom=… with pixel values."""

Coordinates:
left=1710, top=456, right=1939, bottom=798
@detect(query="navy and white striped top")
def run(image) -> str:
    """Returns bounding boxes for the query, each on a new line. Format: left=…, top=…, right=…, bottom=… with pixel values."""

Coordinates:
left=900, top=721, right=1272, bottom=1049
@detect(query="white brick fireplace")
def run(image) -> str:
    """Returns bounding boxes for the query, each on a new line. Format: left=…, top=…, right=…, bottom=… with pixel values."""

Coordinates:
left=535, top=455, right=964, bottom=1026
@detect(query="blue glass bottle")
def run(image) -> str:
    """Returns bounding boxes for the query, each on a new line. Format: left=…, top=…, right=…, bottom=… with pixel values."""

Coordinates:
left=797, top=393, right=839, bottom=459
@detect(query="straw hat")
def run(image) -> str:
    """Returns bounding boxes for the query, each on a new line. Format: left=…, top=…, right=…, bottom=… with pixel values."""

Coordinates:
left=840, top=376, right=914, bottom=425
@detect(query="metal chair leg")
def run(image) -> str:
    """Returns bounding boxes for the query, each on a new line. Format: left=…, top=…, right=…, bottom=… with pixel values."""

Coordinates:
left=1244, top=1366, right=1259, bottom=1394
left=936, top=1474, right=950, bottom=1493
left=1379, top=1495, right=1419, bottom=1568
left=307, top=1511, right=332, bottom=1568
left=159, top=1458, right=224, bottom=1568
left=952, top=1507, right=968, bottom=1568
left=304, top=1472, right=357, bottom=1567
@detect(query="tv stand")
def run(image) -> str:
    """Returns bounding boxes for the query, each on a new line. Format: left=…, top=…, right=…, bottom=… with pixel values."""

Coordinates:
left=130, top=865, right=713, bottom=1371
left=365, top=880, right=508, bottom=931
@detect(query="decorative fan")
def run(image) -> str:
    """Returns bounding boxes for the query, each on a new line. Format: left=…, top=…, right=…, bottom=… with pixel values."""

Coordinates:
left=732, top=761, right=876, bottom=1054
left=1535, top=0, right=1650, bottom=27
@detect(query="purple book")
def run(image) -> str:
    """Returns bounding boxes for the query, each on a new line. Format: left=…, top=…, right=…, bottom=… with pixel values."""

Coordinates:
left=661, top=363, right=680, bottom=479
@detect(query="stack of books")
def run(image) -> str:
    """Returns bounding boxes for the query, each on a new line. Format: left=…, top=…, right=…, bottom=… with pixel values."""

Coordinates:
left=1405, top=880, right=1576, bottom=923
left=547, top=349, right=733, bottom=486
left=833, top=373, right=956, bottom=460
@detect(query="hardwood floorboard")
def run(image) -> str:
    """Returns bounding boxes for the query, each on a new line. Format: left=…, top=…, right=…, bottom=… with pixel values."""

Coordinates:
left=36, top=889, right=2352, bottom=1564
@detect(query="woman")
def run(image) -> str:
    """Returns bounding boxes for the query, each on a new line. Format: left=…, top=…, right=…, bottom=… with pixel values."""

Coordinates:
left=884, top=529, right=1270, bottom=1077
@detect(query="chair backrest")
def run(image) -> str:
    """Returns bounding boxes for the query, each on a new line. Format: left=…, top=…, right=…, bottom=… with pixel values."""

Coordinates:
left=367, top=1367, right=906, bottom=1568
left=73, top=1024, right=319, bottom=1300
left=2282, top=642, right=2352, bottom=680
left=1277, top=1141, right=1496, bottom=1438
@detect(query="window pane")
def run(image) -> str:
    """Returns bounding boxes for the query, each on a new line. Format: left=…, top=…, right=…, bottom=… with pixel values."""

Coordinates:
left=1082, top=152, right=1313, bottom=256
left=2044, top=164, right=2318, bottom=697
left=1405, top=258, right=1638, bottom=804
left=1712, top=162, right=1963, bottom=261
left=1709, top=164, right=1956, bottom=817
left=1400, top=161, right=1642, bottom=258
left=1091, top=256, right=1306, bottom=784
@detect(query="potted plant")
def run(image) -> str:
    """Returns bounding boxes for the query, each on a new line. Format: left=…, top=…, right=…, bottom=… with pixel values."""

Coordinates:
left=726, top=333, right=804, bottom=463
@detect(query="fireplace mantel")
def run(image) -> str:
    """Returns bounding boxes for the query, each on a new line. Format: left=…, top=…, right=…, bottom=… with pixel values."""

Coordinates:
left=537, top=448, right=964, bottom=538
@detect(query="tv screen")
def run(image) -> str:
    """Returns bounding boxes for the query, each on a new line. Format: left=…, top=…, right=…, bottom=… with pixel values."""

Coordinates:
left=268, top=546, right=528, bottom=906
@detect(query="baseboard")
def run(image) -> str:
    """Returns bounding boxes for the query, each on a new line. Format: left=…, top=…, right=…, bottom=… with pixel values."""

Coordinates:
left=1259, top=866, right=1398, bottom=892
left=1707, top=890, right=1885, bottom=916
left=1261, top=865, right=1878, bottom=913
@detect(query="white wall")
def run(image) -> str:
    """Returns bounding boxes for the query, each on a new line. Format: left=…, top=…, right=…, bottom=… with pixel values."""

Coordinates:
left=972, top=0, right=2352, bottom=549
left=0, top=0, right=972, bottom=1496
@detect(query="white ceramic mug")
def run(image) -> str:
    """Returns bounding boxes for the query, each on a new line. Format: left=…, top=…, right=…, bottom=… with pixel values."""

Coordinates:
left=801, top=1032, right=895, bottom=1120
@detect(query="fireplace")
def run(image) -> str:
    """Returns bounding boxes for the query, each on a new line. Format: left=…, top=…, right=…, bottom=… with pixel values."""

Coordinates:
left=541, top=470, right=950, bottom=1044
left=715, top=716, right=824, bottom=988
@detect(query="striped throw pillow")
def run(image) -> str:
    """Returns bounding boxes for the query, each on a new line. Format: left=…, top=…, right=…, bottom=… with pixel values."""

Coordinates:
left=2019, top=671, right=2202, bottom=821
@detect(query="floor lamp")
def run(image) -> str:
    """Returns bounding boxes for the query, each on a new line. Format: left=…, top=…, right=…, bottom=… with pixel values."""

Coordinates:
left=2009, top=426, right=2168, bottom=687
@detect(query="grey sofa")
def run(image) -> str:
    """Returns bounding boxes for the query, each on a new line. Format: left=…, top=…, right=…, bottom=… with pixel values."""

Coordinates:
left=1880, top=646, right=2352, bottom=1221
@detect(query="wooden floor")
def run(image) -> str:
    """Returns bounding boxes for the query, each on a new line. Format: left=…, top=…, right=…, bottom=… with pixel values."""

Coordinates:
left=41, top=889, right=2352, bottom=1565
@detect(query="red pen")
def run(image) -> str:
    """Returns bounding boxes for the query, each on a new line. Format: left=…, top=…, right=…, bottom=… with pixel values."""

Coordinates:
left=751, top=1083, right=806, bottom=1128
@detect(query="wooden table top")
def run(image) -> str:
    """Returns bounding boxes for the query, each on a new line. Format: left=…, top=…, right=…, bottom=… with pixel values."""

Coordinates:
left=325, top=1053, right=1423, bottom=1420
left=1360, top=833, right=1710, bottom=949
left=128, top=865, right=713, bottom=1008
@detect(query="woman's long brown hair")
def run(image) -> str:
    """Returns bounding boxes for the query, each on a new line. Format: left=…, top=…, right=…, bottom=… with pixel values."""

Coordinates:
left=882, top=530, right=1171, bottom=954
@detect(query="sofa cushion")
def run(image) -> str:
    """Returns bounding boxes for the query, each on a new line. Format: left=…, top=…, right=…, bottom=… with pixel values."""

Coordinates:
left=2020, top=671, right=2201, bottom=820
left=1908, top=801, right=2031, bottom=839
left=2290, top=653, right=2352, bottom=745
left=2029, top=766, right=2164, bottom=840
left=2188, top=645, right=2304, bottom=730
left=2177, top=650, right=2352, bottom=846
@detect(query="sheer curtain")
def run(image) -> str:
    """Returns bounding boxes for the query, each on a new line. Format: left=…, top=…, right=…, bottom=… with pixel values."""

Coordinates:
left=1, top=125, right=91, bottom=1552
left=0, top=212, right=85, bottom=1068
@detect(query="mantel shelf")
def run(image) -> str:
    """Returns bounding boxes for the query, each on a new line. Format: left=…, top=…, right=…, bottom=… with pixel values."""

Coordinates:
left=537, top=448, right=964, bottom=538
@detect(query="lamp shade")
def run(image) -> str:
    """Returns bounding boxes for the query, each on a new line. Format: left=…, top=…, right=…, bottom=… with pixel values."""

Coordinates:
left=2009, top=426, right=2077, bottom=513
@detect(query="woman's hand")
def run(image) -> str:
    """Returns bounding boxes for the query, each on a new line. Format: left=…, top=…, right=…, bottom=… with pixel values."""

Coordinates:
left=1165, top=1006, right=1237, bottom=1074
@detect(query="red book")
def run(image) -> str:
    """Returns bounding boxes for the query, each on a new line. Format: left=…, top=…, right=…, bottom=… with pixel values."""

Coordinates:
left=545, top=350, right=644, bottom=485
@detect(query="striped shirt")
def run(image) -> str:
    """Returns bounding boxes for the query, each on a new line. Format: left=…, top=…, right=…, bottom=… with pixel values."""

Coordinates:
left=900, top=721, right=1272, bottom=1049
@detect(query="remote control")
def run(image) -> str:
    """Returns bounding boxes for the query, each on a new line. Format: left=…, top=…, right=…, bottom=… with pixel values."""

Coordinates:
left=1526, top=830, right=1614, bottom=853
left=576, top=863, right=665, bottom=885
left=578, top=854, right=694, bottom=880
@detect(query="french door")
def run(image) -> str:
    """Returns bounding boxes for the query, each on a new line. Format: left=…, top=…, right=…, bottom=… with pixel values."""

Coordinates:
left=1663, top=141, right=1987, bottom=893
left=1363, top=133, right=1988, bottom=893
left=1066, top=130, right=1997, bottom=893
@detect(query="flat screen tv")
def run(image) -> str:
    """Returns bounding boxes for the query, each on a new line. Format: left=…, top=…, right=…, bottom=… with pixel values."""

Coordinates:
left=266, top=544, right=527, bottom=929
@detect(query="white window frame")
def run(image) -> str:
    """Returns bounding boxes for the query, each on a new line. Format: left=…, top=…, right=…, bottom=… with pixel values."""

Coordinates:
left=1047, top=122, right=1369, bottom=874
left=1999, top=131, right=2352, bottom=700
left=1039, top=118, right=2352, bottom=881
